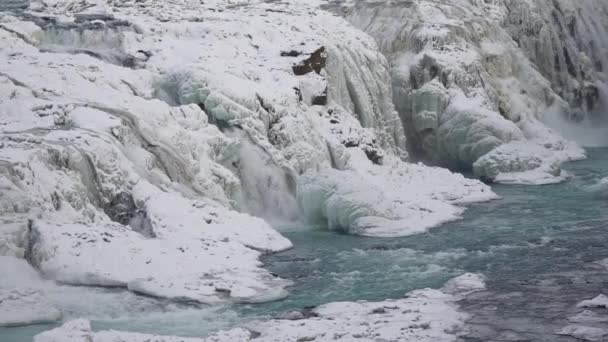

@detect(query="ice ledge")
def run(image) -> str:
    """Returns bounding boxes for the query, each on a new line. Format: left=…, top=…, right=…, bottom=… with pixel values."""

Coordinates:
left=298, top=151, right=497, bottom=237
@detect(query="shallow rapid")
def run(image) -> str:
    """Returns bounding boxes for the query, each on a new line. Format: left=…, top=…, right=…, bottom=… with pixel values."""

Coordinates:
left=2, top=148, right=608, bottom=341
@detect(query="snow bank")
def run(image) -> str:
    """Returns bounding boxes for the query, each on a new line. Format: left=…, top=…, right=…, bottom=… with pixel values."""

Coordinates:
left=28, top=220, right=291, bottom=304
left=35, top=273, right=486, bottom=342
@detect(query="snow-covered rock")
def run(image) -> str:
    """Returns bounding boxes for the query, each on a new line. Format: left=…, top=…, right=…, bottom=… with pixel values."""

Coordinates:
left=35, top=273, right=486, bottom=342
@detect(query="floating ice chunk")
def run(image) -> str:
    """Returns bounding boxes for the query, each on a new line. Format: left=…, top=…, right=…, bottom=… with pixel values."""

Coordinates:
left=577, top=294, right=608, bottom=309
left=132, top=182, right=292, bottom=253
left=441, top=273, right=486, bottom=297
left=569, top=310, right=608, bottom=324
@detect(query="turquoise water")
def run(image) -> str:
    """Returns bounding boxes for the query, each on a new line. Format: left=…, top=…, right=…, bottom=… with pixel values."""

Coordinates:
left=2, top=148, right=607, bottom=341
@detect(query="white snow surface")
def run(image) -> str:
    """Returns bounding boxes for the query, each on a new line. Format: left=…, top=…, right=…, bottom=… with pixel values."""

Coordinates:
left=556, top=325, right=608, bottom=342
left=34, top=273, right=486, bottom=342
left=557, top=294, right=608, bottom=341
left=29, top=220, right=292, bottom=304
left=298, top=149, right=496, bottom=237
left=577, top=294, right=608, bottom=309
left=0, top=256, right=62, bottom=327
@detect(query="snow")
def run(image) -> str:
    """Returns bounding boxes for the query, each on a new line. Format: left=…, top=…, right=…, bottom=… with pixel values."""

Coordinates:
left=569, top=310, right=608, bottom=324
left=0, top=289, right=62, bottom=327
left=556, top=294, right=608, bottom=341
left=577, top=294, right=608, bottom=309
left=473, top=141, right=568, bottom=185
left=298, top=151, right=496, bottom=237
left=336, top=0, right=603, bottom=180
left=29, top=220, right=291, bottom=304
left=0, top=257, right=62, bottom=327
left=556, top=325, right=608, bottom=342
left=34, top=273, right=486, bottom=342
left=0, top=0, right=498, bottom=263
left=2, top=0, right=601, bottom=337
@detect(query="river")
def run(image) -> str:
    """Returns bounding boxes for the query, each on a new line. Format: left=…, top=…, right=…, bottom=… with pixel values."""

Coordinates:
left=2, top=148, right=607, bottom=341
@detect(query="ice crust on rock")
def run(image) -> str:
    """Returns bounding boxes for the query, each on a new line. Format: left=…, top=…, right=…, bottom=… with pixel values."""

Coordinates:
left=35, top=273, right=486, bottom=342
left=332, top=0, right=603, bottom=184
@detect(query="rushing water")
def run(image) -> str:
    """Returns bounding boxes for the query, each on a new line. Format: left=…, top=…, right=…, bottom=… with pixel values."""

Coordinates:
left=2, top=148, right=608, bottom=341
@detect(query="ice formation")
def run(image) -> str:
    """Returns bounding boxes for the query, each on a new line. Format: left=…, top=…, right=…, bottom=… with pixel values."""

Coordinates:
left=34, top=273, right=486, bottom=342
left=329, top=0, right=607, bottom=183
left=1, top=0, right=606, bottom=337
left=0, top=0, right=496, bottom=296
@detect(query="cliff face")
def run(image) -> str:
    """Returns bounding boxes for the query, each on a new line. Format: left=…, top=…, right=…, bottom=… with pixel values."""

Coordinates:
left=503, top=0, right=608, bottom=117
left=329, top=0, right=606, bottom=183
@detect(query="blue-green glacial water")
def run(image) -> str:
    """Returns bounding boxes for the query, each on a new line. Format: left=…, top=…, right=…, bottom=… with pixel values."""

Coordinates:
left=2, top=148, right=608, bottom=341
